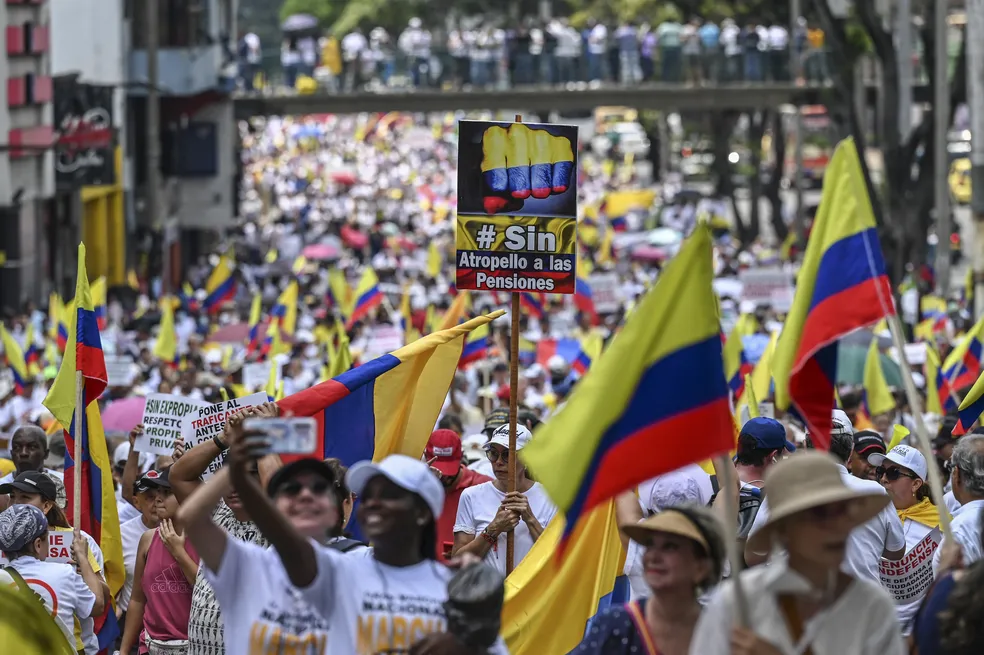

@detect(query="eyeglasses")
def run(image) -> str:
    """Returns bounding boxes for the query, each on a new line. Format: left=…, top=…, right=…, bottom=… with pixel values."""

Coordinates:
left=486, top=449, right=509, bottom=463
left=875, top=467, right=917, bottom=482
left=279, top=479, right=331, bottom=497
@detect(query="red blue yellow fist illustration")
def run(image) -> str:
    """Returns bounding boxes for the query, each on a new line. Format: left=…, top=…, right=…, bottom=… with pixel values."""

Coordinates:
left=480, top=124, right=575, bottom=214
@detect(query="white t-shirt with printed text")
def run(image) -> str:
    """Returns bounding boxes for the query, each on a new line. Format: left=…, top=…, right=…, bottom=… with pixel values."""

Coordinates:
left=6, top=555, right=97, bottom=649
left=454, top=481, right=557, bottom=574
left=299, top=546, right=509, bottom=655
left=204, top=538, right=330, bottom=655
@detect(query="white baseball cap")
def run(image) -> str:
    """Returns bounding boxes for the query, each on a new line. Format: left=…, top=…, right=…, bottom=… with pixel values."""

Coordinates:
left=485, top=424, right=532, bottom=451
left=867, top=444, right=928, bottom=481
left=346, top=454, right=446, bottom=520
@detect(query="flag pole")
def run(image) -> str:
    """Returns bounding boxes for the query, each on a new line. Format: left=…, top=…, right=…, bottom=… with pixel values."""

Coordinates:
left=506, top=113, right=523, bottom=574
left=73, top=370, right=83, bottom=530
left=712, top=455, right=751, bottom=627
left=887, top=316, right=953, bottom=540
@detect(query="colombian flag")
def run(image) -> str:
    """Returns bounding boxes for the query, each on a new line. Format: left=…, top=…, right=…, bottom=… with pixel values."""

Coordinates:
left=723, top=314, right=757, bottom=400
left=536, top=338, right=582, bottom=368
left=179, top=282, right=201, bottom=313
left=271, top=280, right=299, bottom=337
left=572, top=333, right=603, bottom=375
left=458, top=323, right=490, bottom=368
left=502, top=500, right=628, bottom=654
left=279, top=312, right=504, bottom=465
left=24, top=323, right=41, bottom=376
left=926, top=346, right=957, bottom=415
left=574, top=271, right=598, bottom=325
left=773, top=139, right=895, bottom=449
left=347, top=268, right=383, bottom=328
left=56, top=298, right=71, bottom=354
left=245, top=293, right=263, bottom=355
left=153, top=298, right=180, bottom=368
left=42, top=244, right=123, bottom=649
left=954, top=368, right=984, bottom=435
left=0, top=324, right=29, bottom=393
left=943, top=314, right=984, bottom=390
left=520, top=292, right=545, bottom=320
left=521, top=225, right=733, bottom=554
left=203, top=253, right=237, bottom=313
left=518, top=337, right=537, bottom=367
left=91, top=277, right=108, bottom=330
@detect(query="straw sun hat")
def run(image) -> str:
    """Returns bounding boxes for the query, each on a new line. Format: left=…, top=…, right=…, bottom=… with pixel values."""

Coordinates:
left=746, top=451, right=890, bottom=553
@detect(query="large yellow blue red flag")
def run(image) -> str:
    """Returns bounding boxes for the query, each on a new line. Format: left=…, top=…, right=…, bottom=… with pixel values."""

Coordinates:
left=501, top=501, right=628, bottom=654
left=773, top=138, right=895, bottom=449
left=0, top=324, right=29, bottom=393
left=347, top=268, right=383, bottom=328
left=42, top=244, right=123, bottom=648
left=279, top=311, right=504, bottom=464
left=521, top=224, right=733, bottom=553
left=203, top=253, right=236, bottom=313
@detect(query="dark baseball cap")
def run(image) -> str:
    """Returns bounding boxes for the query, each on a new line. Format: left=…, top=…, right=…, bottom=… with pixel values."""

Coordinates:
left=0, top=471, right=58, bottom=501
left=425, top=429, right=463, bottom=477
left=740, top=417, right=797, bottom=452
left=854, top=430, right=886, bottom=458
left=484, top=407, right=510, bottom=434
left=134, top=468, right=171, bottom=494
left=266, top=458, right=337, bottom=497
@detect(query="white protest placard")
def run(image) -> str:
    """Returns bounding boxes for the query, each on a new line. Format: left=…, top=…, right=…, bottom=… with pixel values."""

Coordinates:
left=243, top=361, right=273, bottom=392
left=180, top=392, right=268, bottom=479
left=47, top=531, right=74, bottom=564
left=365, top=325, right=403, bottom=359
left=738, top=267, right=794, bottom=312
left=739, top=403, right=775, bottom=425
left=137, top=394, right=207, bottom=456
left=879, top=528, right=942, bottom=604
left=588, top=272, right=621, bottom=314
left=903, top=343, right=928, bottom=366
left=105, top=355, right=137, bottom=387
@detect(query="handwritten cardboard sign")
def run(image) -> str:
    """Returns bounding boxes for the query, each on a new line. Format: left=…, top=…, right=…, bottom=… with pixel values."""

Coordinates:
left=137, top=394, right=206, bottom=456
left=180, top=392, right=268, bottom=479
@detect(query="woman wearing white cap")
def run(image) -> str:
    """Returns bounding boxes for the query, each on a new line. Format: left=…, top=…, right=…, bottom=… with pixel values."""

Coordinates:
left=452, top=423, right=557, bottom=574
left=690, top=452, right=905, bottom=655
left=867, top=444, right=943, bottom=634
left=225, top=416, right=510, bottom=654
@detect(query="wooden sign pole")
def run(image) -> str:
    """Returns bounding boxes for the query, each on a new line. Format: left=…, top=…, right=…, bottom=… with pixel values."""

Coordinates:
left=506, top=113, right=523, bottom=574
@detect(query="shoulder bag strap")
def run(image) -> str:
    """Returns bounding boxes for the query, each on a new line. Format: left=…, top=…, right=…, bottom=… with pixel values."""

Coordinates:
left=3, top=565, right=33, bottom=596
left=624, top=600, right=661, bottom=655
left=777, top=594, right=816, bottom=655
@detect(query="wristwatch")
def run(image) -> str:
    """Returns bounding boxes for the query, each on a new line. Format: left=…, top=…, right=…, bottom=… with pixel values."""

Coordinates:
left=212, top=435, right=228, bottom=451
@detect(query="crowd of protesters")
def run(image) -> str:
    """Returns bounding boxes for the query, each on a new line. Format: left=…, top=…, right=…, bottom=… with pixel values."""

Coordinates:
left=0, top=106, right=982, bottom=654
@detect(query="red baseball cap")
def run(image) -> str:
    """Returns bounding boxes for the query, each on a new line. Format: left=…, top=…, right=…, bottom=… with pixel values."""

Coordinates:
left=425, top=429, right=463, bottom=477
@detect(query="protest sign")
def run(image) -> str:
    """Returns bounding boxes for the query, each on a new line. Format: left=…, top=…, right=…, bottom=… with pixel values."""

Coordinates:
left=137, top=394, right=206, bottom=456
left=180, top=392, right=268, bottom=479
left=879, top=528, right=942, bottom=604
left=105, top=355, right=137, bottom=387
left=243, top=361, right=272, bottom=392
left=47, top=531, right=74, bottom=564
left=738, top=267, right=794, bottom=312
left=588, top=272, right=620, bottom=314
left=456, top=120, right=579, bottom=295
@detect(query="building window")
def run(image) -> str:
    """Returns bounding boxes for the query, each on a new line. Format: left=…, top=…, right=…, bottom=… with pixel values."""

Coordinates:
left=130, top=0, right=209, bottom=49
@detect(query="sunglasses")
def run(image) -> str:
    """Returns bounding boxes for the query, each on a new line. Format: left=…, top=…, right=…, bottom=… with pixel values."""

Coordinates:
left=876, top=467, right=917, bottom=482
left=278, top=479, right=331, bottom=497
left=486, top=449, right=509, bottom=463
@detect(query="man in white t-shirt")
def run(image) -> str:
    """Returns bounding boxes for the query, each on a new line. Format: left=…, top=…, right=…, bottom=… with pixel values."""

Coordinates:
left=453, top=424, right=557, bottom=574
left=0, top=504, right=103, bottom=649
left=934, top=434, right=984, bottom=573
left=117, top=469, right=165, bottom=612
left=746, top=410, right=905, bottom=580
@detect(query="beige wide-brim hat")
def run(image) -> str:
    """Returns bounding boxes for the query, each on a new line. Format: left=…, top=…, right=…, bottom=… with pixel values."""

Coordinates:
left=746, top=451, right=890, bottom=553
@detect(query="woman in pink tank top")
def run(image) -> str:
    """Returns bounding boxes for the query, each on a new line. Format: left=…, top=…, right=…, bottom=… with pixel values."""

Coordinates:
left=119, top=468, right=199, bottom=655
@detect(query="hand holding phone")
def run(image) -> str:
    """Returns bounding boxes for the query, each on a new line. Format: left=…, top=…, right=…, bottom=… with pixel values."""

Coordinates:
left=241, top=417, right=317, bottom=455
